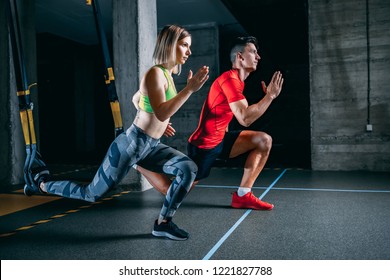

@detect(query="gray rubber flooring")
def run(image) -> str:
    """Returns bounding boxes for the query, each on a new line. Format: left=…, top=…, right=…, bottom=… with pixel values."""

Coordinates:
left=1, top=167, right=389, bottom=260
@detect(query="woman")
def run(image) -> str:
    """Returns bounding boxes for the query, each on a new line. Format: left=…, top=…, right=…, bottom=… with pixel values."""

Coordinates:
left=26, top=25, right=209, bottom=241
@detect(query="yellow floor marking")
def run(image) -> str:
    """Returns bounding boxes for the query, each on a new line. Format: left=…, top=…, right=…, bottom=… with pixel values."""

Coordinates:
left=0, top=193, right=62, bottom=217
left=13, top=189, right=25, bottom=194
left=34, top=220, right=51, bottom=224
left=91, top=201, right=103, bottom=204
left=1, top=188, right=131, bottom=238
left=17, top=225, right=35, bottom=231
left=0, top=232, right=16, bottom=238
left=50, top=214, right=67, bottom=219
left=65, top=209, right=80, bottom=214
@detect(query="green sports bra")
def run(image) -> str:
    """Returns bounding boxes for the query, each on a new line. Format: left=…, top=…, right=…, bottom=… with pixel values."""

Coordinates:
left=138, top=65, right=177, bottom=113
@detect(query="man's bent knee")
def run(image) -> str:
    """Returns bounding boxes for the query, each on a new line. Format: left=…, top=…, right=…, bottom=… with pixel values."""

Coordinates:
left=257, top=133, right=272, bottom=152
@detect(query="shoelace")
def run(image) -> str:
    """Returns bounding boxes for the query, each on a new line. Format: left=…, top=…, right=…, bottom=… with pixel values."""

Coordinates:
left=165, top=221, right=187, bottom=235
left=249, top=193, right=270, bottom=205
left=167, top=221, right=179, bottom=230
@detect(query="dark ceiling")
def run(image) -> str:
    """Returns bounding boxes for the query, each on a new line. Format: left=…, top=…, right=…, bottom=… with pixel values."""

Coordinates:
left=35, top=0, right=308, bottom=67
left=35, top=0, right=243, bottom=45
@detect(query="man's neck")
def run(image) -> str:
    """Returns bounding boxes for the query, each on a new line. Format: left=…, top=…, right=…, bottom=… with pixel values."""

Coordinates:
left=232, top=67, right=251, bottom=82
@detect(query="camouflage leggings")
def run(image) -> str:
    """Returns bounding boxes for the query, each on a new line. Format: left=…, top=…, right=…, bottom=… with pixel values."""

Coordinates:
left=45, top=124, right=197, bottom=221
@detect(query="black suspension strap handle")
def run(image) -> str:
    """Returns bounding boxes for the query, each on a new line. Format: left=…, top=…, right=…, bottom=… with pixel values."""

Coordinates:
left=87, top=0, right=124, bottom=137
left=7, top=0, right=47, bottom=189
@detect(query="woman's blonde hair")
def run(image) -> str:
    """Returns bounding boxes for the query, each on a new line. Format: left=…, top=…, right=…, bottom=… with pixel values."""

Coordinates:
left=153, top=25, right=191, bottom=75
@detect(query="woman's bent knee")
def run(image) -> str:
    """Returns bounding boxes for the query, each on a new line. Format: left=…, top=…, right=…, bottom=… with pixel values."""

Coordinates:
left=177, top=160, right=198, bottom=181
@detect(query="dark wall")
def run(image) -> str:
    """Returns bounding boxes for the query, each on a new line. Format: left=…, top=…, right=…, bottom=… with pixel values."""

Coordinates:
left=37, top=33, right=113, bottom=164
left=220, top=0, right=311, bottom=168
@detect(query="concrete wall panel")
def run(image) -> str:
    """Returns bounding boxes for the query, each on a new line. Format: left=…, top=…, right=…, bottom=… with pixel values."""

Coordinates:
left=309, top=0, right=390, bottom=171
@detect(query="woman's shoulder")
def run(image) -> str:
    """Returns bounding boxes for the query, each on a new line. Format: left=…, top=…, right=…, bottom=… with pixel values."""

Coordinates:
left=142, top=65, right=167, bottom=88
left=143, top=65, right=158, bottom=76
left=145, top=65, right=166, bottom=78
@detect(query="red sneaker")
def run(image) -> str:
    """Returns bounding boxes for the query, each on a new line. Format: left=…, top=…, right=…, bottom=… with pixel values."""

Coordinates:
left=231, top=192, right=274, bottom=210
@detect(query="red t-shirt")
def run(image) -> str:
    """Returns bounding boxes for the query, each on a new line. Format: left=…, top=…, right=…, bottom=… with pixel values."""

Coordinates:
left=188, top=69, right=245, bottom=149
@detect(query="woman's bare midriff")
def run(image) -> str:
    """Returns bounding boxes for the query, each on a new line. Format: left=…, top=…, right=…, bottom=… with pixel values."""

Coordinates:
left=133, top=110, right=169, bottom=139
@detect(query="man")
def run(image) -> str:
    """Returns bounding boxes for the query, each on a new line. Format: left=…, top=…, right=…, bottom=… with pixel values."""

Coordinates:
left=187, top=36, right=283, bottom=210
left=136, top=36, right=283, bottom=211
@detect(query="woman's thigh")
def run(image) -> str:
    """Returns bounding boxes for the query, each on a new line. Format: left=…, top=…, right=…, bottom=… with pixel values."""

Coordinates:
left=138, top=144, right=194, bottom=175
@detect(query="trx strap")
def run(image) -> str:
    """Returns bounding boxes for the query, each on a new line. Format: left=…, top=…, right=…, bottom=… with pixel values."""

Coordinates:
left=6, top=0, right=47, bottom=188
left=87, top=0, right=124, bottom=137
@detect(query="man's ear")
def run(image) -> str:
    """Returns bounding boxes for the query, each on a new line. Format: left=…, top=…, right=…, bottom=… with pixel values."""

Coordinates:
left=236, top=51, right=244, bottom=61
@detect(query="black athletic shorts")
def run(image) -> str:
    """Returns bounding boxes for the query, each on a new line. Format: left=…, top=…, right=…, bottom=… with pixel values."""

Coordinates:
left=187, top=131, right=242, bottom=180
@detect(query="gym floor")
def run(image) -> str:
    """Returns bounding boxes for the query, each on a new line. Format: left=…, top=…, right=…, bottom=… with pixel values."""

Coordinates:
left=1, top=165, right=389, bottom=260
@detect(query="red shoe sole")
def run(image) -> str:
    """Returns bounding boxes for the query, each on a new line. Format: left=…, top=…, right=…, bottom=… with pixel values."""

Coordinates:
left=231, top=202, right=274, bottom=211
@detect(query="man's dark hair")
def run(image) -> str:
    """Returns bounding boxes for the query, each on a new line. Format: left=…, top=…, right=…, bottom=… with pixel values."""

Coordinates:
left=229, top=36, right=259, bottom=63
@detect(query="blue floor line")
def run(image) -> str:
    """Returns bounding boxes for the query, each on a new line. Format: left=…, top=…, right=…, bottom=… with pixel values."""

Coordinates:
left=272, top=187, right=390, bottom=193
left=202, top=169, right=287, bottom=260
left=196, top=185, right=390, bottom=194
